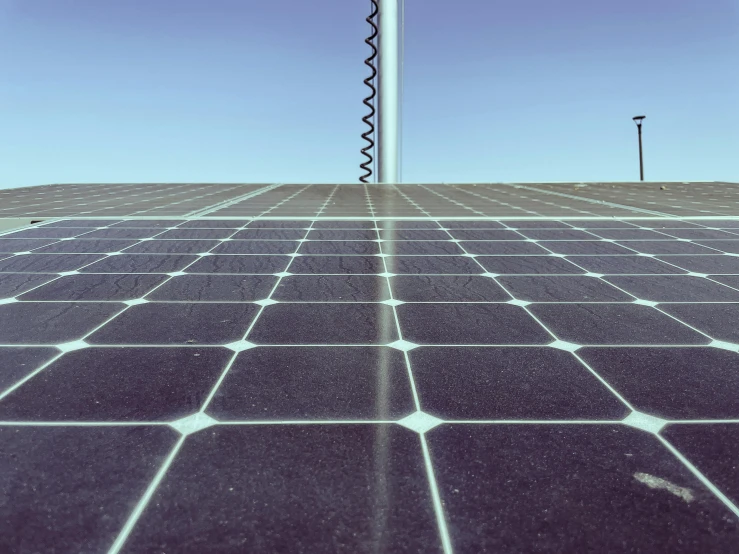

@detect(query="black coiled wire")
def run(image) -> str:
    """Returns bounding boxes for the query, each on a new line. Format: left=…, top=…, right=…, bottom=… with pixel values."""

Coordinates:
left=359, top=0, right=379, bottom=184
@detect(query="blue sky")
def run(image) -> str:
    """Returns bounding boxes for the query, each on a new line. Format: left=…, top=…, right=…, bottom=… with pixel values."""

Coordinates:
left=1, top=0, right=737, bottom=189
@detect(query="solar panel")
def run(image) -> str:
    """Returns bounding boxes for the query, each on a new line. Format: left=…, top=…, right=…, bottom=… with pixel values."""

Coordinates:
left=1, top=182, right=739, bottom=552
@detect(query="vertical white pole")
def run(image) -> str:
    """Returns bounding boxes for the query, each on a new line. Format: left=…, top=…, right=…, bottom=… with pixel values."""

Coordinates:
left=377, top=0, right=400, bottom=184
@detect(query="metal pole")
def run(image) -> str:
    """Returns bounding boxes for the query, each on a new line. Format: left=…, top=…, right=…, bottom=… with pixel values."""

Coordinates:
left=377, top=0, right=400, bottom=184
left=637, top=123, right=644, bottom=181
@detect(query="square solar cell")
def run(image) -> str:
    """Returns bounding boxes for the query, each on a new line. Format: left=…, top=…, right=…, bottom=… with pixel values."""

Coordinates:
left=0, top=254, right=105, bottom=273
left=707, top=220, right=739, bottom=228
left=590, top=229, right=673, bottom=240
left=0, top=347, right=231, bottom=421
left=42, top=219, right=121, bottom=227
left=247, top=220, right=307, bottom=228
left=662, top=424, right=739, bottom=506
left=0, top=426, right=177, bottom=554
left=567, top=256, right=687, bottom=275
left=427, top=425, right=738, bottom=553
left=306, top=229, right=378, bottom=240
left=146, top=274, right=276, bottom=302
left=381, top=241, right=464, bottom=255
left=477, top=255, right=584, bottom=275
left=656, top=255, right=739, bottom=274
left=121, top=240, right=221, bottom=254
left=19, top=273, right=169, bottom=301
left=311, top=221, right=378, bottom=229
left=563, top=220, right=638, bottom=228
left=662, top=229, right=739, bottom=240
left=185, top=254, right=290, bottom=274
left=109, top=220, right=184, bottom=228
left=377, top=220, right=441, bottom=229
left=447, top=230, right=522, bottom=241
left=397, top=303, right=551, bottom=344
left=272, top=275, right=390, bottom=302
left=579, top=348, right=739, bottom=419
left=498, top=275, right=633, bottom=302
left=288, top=255, right=384, bottom=274
left=385, top=256, right=484, bottom=274
left=35, top=239, right=139, bottom=254
left=210, top=241, right=299, bottom=254
left=232, top=229, right=306, bottom=240
left=298, top=241, right=379, bottom=255
left=2, top=228, right=89, bottom=239
left=0, top=346, right=59, bottom=392
left=80, top=254, right=198, bottom=273
left=709, top=274, right=739, bottom=289
left=119, top=426, right=440, bottom=553
left=603, top=275, right=739, bottom=302
left=0, top=273, right=58, bottom=299
left=537, top=241, right=635, bottom=255
left=505, top=220, right=571, bottom=229
left=157, top=229, right=234, bottom=240
left=636, top=220, right=702, bottom=229
left=379, top=229, right=449, bottom=241
left=459, top=240, right=549, bottom=255
left=659, top=303, right=739, bottom=343
left=616, top=241, right=721, bottom=255
left=87, top=303, right=260, bottom=345
left=529, top=303, right=709, bottom=345
left=0, top=239, right=60, bottom=253
left=694, top=240, right=739, bottom=254
left=206, top=347, right=414, bottom=420
left=80, top=228, right=164, bottom=239
left=249, top=303, right=397, bottom=344
left=411, top=347, right=627, bottom=419
left=441, top=221, right=506, bottom=229
left=0, top=302, right=124, bottom=344
left=178, top=220, right=247, bottom=228
left=518, top=229, right=600, bottom=241
left=392, top=275, right=509, bottom=302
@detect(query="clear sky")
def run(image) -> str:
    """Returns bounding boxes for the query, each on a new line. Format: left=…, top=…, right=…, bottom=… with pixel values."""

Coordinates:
left=1, top=0, right=737, bottom=189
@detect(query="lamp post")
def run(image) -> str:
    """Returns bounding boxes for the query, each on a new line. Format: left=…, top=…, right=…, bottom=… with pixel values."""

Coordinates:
left=632, top=115, right=646, bottom=181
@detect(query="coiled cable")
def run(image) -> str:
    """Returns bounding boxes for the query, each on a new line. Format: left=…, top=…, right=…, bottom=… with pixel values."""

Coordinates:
left=359, top=0, right=379, bottom=183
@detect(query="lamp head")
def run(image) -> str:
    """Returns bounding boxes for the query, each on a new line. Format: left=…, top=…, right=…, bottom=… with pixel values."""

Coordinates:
left=633, top=115, right=646, bottom=124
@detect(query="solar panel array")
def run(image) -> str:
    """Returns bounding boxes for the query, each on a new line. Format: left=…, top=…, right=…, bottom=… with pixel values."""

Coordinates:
left=4, top=181, right=739, bottom=218
left=0, top=183, right=272, bottom=218
left=1, top=182, right=738, bottom=553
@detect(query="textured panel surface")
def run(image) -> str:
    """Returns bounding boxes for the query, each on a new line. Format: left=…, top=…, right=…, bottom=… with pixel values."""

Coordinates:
left=1, top=182, right=739, bottom=552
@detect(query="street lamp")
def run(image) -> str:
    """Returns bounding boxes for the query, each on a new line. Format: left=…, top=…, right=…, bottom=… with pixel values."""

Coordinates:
left=632, top=115, right=646, bottom=181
